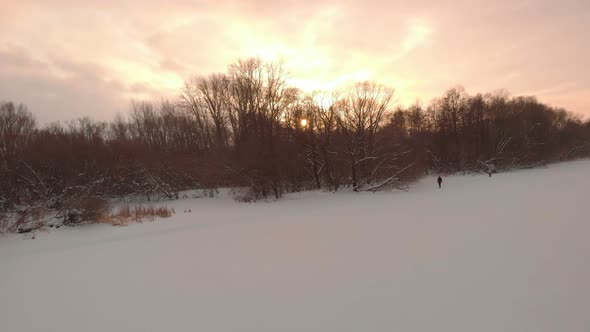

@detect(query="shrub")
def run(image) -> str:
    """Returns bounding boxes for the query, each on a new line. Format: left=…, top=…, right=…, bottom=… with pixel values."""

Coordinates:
left=61, top=197, right=109, bottom=226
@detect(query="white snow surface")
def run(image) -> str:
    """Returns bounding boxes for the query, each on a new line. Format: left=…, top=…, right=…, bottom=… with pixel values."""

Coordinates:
left=1, top=160, right=589, bottom=332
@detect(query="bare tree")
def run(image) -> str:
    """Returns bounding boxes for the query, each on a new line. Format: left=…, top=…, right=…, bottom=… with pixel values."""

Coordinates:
left=182, top=74, right=230, bottom=149
left=0, top=102, right=36, bottom=168
left=338, top=82, right=394, bottom=190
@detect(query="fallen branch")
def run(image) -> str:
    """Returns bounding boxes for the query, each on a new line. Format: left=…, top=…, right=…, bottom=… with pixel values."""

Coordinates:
left=363, top=162, right=416, bottom=192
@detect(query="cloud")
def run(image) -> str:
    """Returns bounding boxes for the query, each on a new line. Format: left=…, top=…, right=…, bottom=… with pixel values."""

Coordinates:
left=0, top=46, right=156, bottom=123
left=400, top=19, right=433, bottom=57
left=0, top=0, right=589, bottom=121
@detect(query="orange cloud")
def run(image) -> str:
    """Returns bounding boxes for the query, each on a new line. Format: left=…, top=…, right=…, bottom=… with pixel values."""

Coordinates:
left=0, top=0, right=589, bottom=121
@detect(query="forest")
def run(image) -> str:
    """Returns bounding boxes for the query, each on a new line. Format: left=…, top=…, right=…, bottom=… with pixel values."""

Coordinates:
left=1, top=58, right=590, bottom=229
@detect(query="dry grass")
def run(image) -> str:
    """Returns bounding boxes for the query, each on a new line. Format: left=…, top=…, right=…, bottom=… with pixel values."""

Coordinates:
left=1, top=202, right=176, bottom=233
left=100, top=205, right=175, bottom=226
left=78, top=197, right=109, bottom=222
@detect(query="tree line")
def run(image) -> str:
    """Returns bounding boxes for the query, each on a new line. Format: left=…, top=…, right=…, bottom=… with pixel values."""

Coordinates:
left=1, top=58, right=589, bottom=227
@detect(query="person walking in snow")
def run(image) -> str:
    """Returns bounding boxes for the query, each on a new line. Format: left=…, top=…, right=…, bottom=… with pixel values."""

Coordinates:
left=437, top=176, right=443, bottom=188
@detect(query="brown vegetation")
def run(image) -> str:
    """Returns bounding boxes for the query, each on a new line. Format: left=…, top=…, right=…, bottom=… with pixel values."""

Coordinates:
left=1, top=57, right=590, bottom=232
left=103, top=205, right=175, bottom=226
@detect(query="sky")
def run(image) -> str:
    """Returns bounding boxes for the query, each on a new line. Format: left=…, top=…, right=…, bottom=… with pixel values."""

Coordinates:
left=1, top=0, right=589, bottom=123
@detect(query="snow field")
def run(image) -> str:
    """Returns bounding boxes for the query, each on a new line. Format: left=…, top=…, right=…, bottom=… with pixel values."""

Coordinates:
left=1, top=160, right=589, bottom=332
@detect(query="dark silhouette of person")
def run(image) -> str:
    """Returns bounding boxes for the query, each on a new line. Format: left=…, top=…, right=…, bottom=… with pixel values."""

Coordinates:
left=437, top=176, right=442, bottom=188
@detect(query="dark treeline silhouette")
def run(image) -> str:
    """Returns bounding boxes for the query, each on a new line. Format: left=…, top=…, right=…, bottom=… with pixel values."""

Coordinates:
left=1, top=58, right=590, bottom=229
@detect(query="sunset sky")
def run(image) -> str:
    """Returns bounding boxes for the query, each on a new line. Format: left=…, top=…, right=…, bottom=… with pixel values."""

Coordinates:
left=1, top=0, right=588, bottom=123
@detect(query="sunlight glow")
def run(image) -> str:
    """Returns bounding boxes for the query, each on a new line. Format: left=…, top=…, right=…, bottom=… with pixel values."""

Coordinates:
left=2, top=1, right=587, bottom=121
left=403, top=19, right=432, bottom=53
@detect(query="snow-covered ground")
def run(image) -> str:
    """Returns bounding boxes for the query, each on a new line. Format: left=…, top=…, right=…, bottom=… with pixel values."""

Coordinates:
left=1, top=160, right=589, bottom=332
